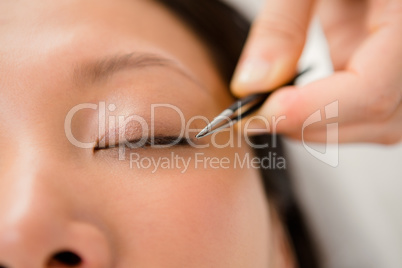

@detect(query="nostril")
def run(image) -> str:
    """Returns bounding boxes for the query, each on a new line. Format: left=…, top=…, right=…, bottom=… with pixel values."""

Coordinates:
left=48, top=251, right=82, bottom=267
left=0, top=251, right=83, bottom=268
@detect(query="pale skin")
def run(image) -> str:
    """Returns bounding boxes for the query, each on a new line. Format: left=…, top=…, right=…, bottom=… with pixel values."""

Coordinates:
left=232, top=0, right=402, bottom=144
left=0, top=0, right=294, bottom=267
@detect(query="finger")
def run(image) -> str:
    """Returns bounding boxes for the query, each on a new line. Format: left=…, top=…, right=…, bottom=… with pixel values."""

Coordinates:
left=318, top=0, right=368, bottom=70
left=231, top=0, right=315, bottom=97
left=236, top=91, right=402, bottom=144
left=289, top=103, right=402, bottom=144
left=256, top=68, right=400, bottom=143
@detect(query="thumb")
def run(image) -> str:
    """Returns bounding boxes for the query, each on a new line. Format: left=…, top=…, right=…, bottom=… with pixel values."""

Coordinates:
left=231, top=0, right=315, bottom=97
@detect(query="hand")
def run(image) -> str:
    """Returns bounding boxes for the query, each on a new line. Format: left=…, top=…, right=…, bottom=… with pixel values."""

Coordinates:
left=231, top=0, right=402, bottom=144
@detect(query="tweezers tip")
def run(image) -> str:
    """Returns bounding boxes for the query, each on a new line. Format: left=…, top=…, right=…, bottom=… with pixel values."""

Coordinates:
left=196, top=109, right=234, bottom=139
left=196, top=128, right=209, bottom=139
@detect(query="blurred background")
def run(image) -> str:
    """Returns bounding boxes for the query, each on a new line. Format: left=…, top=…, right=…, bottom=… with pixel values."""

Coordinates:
left=225, top=0, right=402, bottom=267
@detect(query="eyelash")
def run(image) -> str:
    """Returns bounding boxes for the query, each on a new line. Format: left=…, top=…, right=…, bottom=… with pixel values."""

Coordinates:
left=94, top=136, right=192, bottom=151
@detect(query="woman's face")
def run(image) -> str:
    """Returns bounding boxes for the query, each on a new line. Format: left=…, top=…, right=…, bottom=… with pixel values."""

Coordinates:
left=0, top=0, right=272, bottom=267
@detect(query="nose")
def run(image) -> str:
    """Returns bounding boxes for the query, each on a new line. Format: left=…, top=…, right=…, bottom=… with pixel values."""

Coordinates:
left=0, top=160, right=113, bottom=268
left=0, top=222, right=112, bottom=268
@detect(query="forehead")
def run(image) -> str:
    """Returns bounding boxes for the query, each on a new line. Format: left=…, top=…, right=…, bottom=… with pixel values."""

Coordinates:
left=0, top=0, right=224, bottom=96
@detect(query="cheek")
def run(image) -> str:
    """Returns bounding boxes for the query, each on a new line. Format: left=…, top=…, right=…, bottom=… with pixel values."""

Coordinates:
left=87, top=148, right=271, bottom=267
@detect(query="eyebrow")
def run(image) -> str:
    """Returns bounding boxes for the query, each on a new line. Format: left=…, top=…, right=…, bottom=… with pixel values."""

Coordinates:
left=73, top=52, right=205, bottom=89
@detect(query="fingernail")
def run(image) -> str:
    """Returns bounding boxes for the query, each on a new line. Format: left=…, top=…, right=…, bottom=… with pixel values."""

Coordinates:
left=233, top=58, right=271, bottom=88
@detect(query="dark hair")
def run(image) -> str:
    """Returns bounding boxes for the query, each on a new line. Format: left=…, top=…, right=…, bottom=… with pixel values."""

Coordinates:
left=154, top=0, right=320, bottom=267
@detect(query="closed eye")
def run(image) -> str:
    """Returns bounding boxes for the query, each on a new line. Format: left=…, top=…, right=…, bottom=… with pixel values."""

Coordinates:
left=94, top=136, right=193, bottom=151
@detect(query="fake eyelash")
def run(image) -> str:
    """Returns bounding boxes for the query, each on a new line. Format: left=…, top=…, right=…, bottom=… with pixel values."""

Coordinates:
left=94, top=136, right=193, bottom=150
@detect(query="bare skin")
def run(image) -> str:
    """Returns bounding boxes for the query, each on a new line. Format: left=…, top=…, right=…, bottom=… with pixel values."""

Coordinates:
left=0, top=0, right=294, bottom=267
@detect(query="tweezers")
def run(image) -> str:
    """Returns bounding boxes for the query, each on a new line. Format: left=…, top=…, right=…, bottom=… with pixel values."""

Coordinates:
left=196, top=69, right=309, bottom=139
